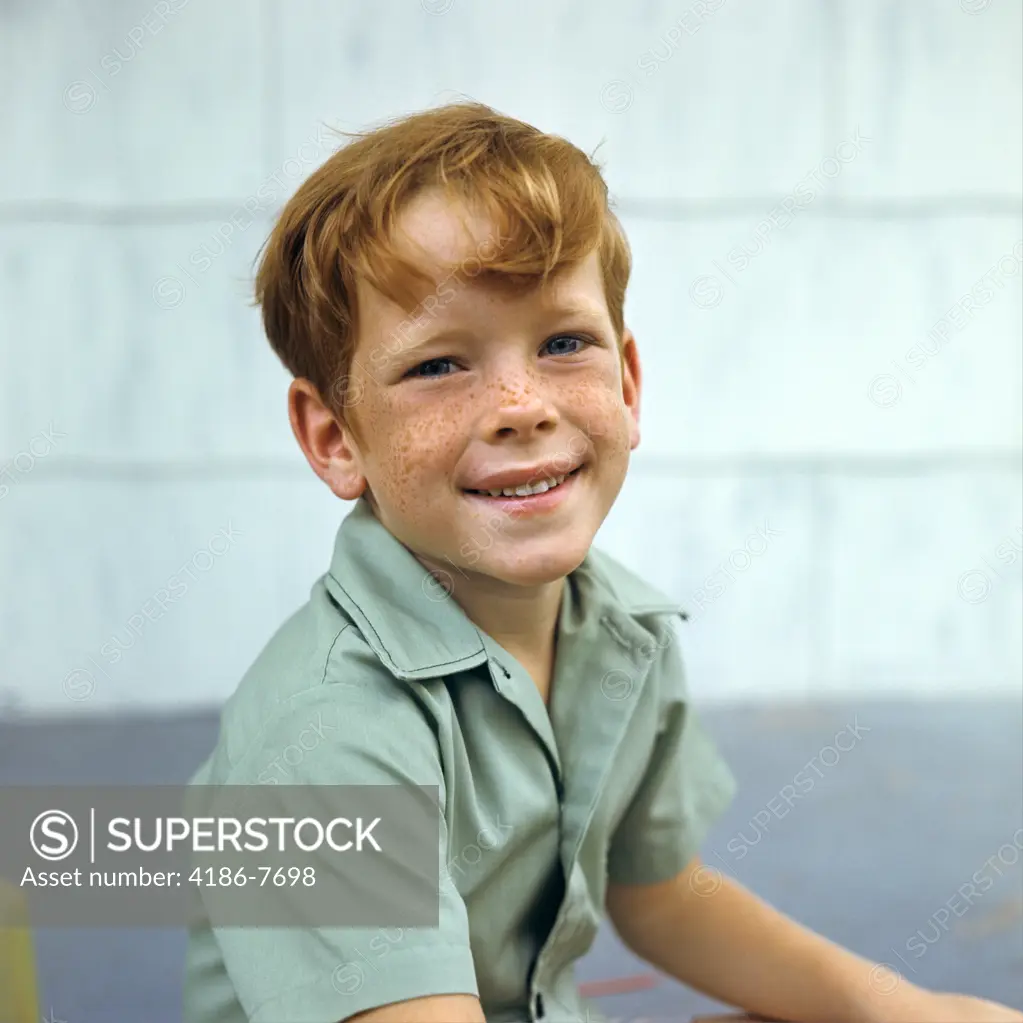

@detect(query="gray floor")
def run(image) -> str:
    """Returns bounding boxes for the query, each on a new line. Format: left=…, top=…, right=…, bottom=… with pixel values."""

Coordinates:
left=2, top=698, right=1021, bottom=1021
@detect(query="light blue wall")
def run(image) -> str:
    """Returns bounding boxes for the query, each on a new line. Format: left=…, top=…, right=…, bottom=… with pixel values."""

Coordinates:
left=1, top=0, right=1020, bottom=714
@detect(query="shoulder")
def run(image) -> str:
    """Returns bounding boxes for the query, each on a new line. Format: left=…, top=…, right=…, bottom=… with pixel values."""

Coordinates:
left=578, top=546, right=693, bottom=704
left=192, top=576, right=444, bottom=787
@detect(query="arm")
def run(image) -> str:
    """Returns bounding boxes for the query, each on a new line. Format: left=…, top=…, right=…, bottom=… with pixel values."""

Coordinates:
left=201, top=685, right=483, bottom=1023
left=606, top=855, right=1023, bottom=1023
left=347, top=993, right=485, bottom=1022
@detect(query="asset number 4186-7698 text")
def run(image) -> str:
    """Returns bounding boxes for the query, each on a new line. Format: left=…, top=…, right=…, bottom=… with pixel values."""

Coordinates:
left=189, top=866, right=316, bottom=886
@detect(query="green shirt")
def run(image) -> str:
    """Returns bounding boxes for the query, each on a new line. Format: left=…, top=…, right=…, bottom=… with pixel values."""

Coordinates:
left=182, top=496, right=736, bottom=1023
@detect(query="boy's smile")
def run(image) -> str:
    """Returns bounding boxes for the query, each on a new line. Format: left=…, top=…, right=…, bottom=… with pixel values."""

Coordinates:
left=293, top=186, right=642, bottom=598
left=462, top=461, right=584, bottom=508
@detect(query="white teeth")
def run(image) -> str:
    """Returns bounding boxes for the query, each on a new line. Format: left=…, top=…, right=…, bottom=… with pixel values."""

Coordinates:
left=475, top=470, right=574, bottom=498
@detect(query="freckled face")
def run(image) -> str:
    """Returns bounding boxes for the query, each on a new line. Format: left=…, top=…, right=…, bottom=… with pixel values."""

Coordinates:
left=343, top=190, right=641, bottom=587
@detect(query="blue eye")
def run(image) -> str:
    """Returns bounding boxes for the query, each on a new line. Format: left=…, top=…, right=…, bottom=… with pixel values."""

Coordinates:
left=406, top=335, right=593, bottom=379
left=408, top=357, right=457, bottom=379
left=544, top=335, right=590, bottom=356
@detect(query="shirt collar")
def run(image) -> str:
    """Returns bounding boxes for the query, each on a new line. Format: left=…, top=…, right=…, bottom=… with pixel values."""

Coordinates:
left=323, top=496, right=685, bottom=681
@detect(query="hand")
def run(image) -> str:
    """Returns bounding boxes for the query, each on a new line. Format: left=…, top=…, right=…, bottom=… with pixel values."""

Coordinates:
left=687, top=990, right=1023, bottom=1022
left=923, top=992, right=1023, bottom=1022
left=688, top=991, right=1023, bottom=1023
left=690, top=1016, right=781, bottom=1022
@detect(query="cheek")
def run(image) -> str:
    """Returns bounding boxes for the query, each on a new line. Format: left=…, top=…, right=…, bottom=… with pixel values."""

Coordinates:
left=597, top=414, right=633, bottom=463
left=563, top=379, right=632, bottom=456
left=359, top=398, right=465, bottom=505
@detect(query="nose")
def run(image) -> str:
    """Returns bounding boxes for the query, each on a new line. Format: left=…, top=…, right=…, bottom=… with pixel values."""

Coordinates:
left=478, top=368, right=559, bottom=441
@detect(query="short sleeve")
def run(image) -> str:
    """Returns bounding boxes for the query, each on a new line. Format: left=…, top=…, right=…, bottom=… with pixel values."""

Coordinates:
left=202, top=681, right=479, bottom=1023
left=606, top=637, right=737, bottom=885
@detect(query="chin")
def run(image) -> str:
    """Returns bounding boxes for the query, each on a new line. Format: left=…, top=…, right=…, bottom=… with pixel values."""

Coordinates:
left=483, top=539, right=592, bottom=587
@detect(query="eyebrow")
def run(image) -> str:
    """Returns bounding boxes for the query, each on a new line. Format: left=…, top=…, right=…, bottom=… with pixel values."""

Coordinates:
left=384, top=300, right=609, bottom=358
left=536, top=299, right=609, bottom=322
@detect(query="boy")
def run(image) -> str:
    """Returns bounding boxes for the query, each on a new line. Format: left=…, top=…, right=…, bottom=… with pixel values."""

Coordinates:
left=182, top=102, right=1022, bottom=1023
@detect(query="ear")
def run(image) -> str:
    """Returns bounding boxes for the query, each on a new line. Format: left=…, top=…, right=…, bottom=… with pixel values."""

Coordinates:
left=288, top=378, right=367, bottom=501
left=620, top=328, right=642, bottom=451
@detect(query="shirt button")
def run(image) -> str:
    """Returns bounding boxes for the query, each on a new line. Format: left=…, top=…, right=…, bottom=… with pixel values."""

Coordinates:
left=532, top=991, right=545, bottom=1019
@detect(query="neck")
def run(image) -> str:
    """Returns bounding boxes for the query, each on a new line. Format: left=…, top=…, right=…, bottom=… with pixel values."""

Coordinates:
left=417, top=558, right=566, bottom=678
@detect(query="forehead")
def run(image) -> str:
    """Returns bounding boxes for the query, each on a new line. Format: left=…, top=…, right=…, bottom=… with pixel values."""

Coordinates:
left=395, top=187, right=494, bottom=269
left=363, top=187, right=608, bottom=321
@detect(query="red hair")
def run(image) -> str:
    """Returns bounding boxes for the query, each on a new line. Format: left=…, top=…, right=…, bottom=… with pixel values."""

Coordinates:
left=253, top=100, right=631, bottom=413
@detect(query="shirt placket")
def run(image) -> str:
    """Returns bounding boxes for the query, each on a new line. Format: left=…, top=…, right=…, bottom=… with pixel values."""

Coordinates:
left=528, top=610, right=656, bottom=1022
